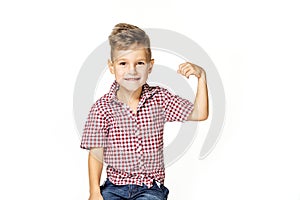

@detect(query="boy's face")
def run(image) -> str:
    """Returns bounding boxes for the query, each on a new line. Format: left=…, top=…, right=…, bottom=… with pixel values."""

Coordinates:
left=108, top=47, right=154, bottom=93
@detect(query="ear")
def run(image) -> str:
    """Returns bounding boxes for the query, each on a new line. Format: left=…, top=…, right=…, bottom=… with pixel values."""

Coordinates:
left=108, top=59, right=114, bottom=74
left=148, top=59, right=155, bottom=73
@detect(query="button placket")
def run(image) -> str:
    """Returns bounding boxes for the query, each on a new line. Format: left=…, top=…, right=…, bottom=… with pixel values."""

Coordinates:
left=136, top=120, right=145, bottom=172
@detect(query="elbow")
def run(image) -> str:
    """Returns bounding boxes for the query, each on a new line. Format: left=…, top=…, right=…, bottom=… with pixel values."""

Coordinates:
left=197, top=112, right=209, bottom=121
left=188, top=113, right=209, bottom=121
left=198, top=115, right=208, bottom=121
left=191, top=105, right=209, bottom=121
left=187, top=109, right=209, bottom=121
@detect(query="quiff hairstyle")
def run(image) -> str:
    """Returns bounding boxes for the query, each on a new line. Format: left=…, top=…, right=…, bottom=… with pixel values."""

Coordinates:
left=108, top=23, right=152, bottom=62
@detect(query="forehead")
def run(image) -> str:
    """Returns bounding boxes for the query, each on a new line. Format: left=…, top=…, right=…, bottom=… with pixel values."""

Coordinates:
left=113, top=48, right=147, bottom=61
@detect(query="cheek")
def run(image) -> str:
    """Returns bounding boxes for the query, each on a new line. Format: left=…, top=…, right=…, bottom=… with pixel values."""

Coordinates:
left=114, top=71, right=125, bottom=81
left=115, top=68, right=125, bottom=76
left=136, top=67, right=149, bottom=76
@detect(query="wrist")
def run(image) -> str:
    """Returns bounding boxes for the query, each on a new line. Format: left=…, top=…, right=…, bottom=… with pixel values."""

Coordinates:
left=198, top=74, right=206, bottom=82
left=89, top=186, right=100, bottom=194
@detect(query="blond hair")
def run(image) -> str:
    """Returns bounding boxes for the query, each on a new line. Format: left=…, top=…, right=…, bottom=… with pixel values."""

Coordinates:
left=108, top=23, right=151, bottom=61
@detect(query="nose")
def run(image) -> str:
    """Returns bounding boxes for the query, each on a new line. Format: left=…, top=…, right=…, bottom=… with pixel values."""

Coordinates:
left=128, top=63, right=137, bottom=74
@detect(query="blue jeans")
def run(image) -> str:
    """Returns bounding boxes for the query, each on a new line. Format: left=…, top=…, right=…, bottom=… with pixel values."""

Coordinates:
left=100, top=178, right=169, bottom=200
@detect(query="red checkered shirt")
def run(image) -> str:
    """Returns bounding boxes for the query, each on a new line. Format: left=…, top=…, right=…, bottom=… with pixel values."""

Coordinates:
left=80, top=80, right=194, bottom=188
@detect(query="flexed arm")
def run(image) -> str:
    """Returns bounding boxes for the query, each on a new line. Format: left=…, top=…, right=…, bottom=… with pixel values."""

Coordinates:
left=177, top=62, right=209, bottom=121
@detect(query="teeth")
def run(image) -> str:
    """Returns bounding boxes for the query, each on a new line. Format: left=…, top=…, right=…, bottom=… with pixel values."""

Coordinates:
left=125, top=78, right=140, bottom=80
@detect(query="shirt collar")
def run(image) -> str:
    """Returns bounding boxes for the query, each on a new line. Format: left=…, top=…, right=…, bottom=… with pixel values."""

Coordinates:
left=107, top=80, right=156, bottom=103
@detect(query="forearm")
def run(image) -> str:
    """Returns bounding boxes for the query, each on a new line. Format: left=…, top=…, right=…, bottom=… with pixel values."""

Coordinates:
left=88, top=148, right=104, bottom=194
left=188, top=75, right=209, bottom=121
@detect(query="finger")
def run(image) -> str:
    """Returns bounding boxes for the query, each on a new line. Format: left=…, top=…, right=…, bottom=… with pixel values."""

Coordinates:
left=181, top=65, right=191, bottom=73
left=182, top=68, right=193, bottom=77
left=177, top=67, right=190, bottom=76
left=182, top=64, right=195, bottom=75
left=179, top=62, right=189, bottom=68
left=185, top=70, right=195, bottom=78
left=178, top=62, right=190, bottom=72
left=178, top=63, right=192, bottom=74
left=178, top=68, right=193, bottom=79
left=177, top=66, right=185, bottom=74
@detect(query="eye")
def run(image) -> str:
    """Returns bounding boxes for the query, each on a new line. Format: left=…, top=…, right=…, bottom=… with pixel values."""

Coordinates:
left=137, top=61, right=145, bottom=66
left=118, top=62, right=126, bottom=66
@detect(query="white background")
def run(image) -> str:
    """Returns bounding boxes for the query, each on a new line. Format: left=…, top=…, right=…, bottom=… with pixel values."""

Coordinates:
left=1, top=0, right=300, bottom=199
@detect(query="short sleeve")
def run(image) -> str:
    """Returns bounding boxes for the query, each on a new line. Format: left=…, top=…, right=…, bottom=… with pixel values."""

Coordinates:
left=162, top=88, right=194, bottom=122
left=80, top=102, right=108, bottom=150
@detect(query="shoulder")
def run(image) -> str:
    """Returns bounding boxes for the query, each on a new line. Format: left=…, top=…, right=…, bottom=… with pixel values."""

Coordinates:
left=90, top=94, right=110, bottom=113
left=146, top=85, right=174, bottom=101
left=152, top=85, right=173, bottom=97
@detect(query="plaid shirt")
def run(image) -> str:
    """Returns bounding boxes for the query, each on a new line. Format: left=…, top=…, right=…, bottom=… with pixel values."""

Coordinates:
left=80, top=80, right=194, bottom=188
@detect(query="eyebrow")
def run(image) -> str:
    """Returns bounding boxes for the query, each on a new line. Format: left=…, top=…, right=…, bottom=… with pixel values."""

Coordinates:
left=115, top=58, right=147, bottom=62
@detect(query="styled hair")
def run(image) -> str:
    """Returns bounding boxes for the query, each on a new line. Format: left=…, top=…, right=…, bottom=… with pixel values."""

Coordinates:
left=108, top=23, right=151, bottom=61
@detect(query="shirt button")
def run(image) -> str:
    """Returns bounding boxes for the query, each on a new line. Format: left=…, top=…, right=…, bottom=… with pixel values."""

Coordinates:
left=136, top=145, right=142, bottom=152
left=135, top=129, right=140, bottom=136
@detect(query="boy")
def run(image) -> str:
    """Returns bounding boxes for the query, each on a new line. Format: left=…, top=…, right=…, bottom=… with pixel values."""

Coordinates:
left=80, top=23, right=209, bottom=200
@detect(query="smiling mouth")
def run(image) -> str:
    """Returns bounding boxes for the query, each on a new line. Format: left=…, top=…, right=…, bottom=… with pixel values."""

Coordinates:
left=124, top=78, right=140, bottom=81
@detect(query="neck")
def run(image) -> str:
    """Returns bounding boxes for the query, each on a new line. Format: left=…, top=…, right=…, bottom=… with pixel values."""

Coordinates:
left=117, top=86, right=142, bottom=104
